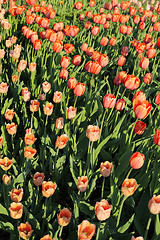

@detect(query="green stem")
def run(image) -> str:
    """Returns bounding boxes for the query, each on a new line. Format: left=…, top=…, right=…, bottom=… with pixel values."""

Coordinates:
left=116, top=196, right=127, bottom=227
left=59, top=225, right=63, bottom=239
left=128, top=119, right=138, bottom=145
left=52, top=52, right=56, bottom=69
left=121, top=88, right=126, bottom=99
left=42, top=198, right=48, bottom=231
left=144, top=214, right=152, bottom=240
left=98, top=108, right=107, bottom=143
left=126, top=168, right=133, bottom=179
left=115, top=85, right=121, bottom=100
left=74, top=95, right=78, bottom=108
left=31, top=112, right=34, bottom=129
left=54, top=148, right=60, bottom=180
left=44, top=115, right=48, bottom=135
left=101, top=177, right=105, bottom=199
left=151, top=105, right=157, bottom=117
left=90, top=141, right=93, bottom=169
left=96, top=222, right=101, bottom=240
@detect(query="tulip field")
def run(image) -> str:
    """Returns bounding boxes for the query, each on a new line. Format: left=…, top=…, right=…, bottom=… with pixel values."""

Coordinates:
left=1, top=0, right=160, bottom=239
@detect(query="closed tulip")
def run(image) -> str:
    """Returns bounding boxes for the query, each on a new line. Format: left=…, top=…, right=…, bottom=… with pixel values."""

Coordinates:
left=133, top=100, right=152, bottom=119
left=59, top=68, right=68, bottom=80
left=67, top=77, right=77, bottom=89
left=117, top=55, right=126, bottom=66
left=55, top=134, right=68, bottom=149
left=77, top=176, right=88, bottom=192
left=73, top=83, right=85, bottom=96
left=121, top=46, right=129, bottom=56
left=98, top=54, right=109, bottom=67
left=86, top=125, right=100, bottom=142
left=56, top=117, right=64, bottom=129
left=10, top=188, right=23, bottom=202
left=153, top=129, right=160, bottom=146
left=155, top=93, right=160, bottom=105
left=2, top=174, right=11, bottom=185
left=100, top=161, right=113, bottom=177
left=6, top=122, right=17, bottom=135
left=148, top=195, right=160, bottom=214
left=100, top=37, right=108, bottom=46
left=60, top=56, right=69, bottom=68
left=129, top=152, right=145, bottom=169
left=81, top=43, right=88, bottom=51
left=133, top=120, right=146, bottom=135
left=33, top=172, right=45, bottom=186
left=43, top=102, right=54, bottom=116
left=9, top=202, right=23, bottom=219
left=72, top=55, right=81, bottom=66
left=109, top=37, right=116, bottom=46
left=42, top=81, right=51, bottom=93
left=90, top=61, right=101, bottom=75
left=115, top=99, right=125, bottom=111
left=143, top=73, right=153, bottom=84
left=53, top=91, right=62, bottom=103
left=91, top=26, right=99, bottom=36
left=64, top=44, right=74, bottom=54
left=124, top=75, right=140, bottom=90
left=103, top=94, right=116, bottom=108
left=0, top=82, right=9, bottom=93
left=67, top=106, right=77, bottom=119
left=5, top=109, right=15, bottom=121
left=52, top=40, right=63, bottom=53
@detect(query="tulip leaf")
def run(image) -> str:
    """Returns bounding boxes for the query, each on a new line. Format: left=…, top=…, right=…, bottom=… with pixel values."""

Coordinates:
left=1, top=98, right=13, bottom=114
left=0, top=221, right=14, bottom=232
left=0, top=204, right=8, bottom=216
left=94, top=134, right=112, bottom=160
left=79, top=201, right=95, bottom=218
left=155, top=214, right=160, bottom=236
left=69, top=155, right=78, bottom=185
left=118, top=214, right=135, bottom=233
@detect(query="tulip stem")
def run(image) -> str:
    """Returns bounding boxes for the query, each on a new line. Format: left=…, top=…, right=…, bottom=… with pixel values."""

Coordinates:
left=52, top=52, right=56, bottom=69
left=44, top=115, right=48, bottom=135
left=54, top=148, right=59, bottom=180
left=129, top=119, right=138, bottom=145
left=74, top=95, right=78, bottom=108
left=12, top=135, right=14, bottom=155
left=31, top=112, right=34, bottom=129
left=101, top=177, right=105, bottom=199
left=90, top=141, right=94, bottom=169
left=59, top=225, right=63, bottom=239
left=42, top=198, right=48, bottom=231
left=1, top=93, right=3, bottom=110
left=96, top=222, right=101, bottom=240
left=116, top=196, right=127, bottom=227
left=144, top=214, right=152, bottom=240
left=151, top=105, right=157, bottom=117
left=98, top=108, right=107, bottom=143
left=121, top=88, right=126, bottom=99
left=126, top=168, right=133, bottom=179
left=115, top=85, right=121, bottom=99
left=35, top=186, right=39, bottom=205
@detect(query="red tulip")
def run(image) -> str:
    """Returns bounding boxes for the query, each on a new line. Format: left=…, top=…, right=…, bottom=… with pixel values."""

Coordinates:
left=133, top=120, right=146, bottom=135
left=72, top=55, right=81, bottom=66
left=103, top=94, right=116, bottom=108
left=153, top=129, right=160, bottom=146
left=73, top=83, right=85, bottom=96
left=90, top=62, right=101, bottom=75
left=124, top=75, right=141, bottom=90
left=139, top=57, right=149, bottom=69
left=133, top=100, right=152, bottom=119
left=129, top=152, right=145, bottom=169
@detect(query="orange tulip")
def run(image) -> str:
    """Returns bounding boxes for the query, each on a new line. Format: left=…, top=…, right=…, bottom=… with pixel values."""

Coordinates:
left=72, top=55, right=81, bottom=66
left=153, top=129, right=160, bottom=146
left=67, top=106, right=77, bottom=119
left=18, top=222, right=33, bottom=240
left=143, top=73, right=153, bottom=84
left=56, top=117, right=64, bottom=129
left=124, top=75, right=140, bottom=90
left=103, top=94, right=116, bottom=108
left=131, top=236, right=144, bottom=240
left=29, top=62, right=37, bottom=72
left=90, top=61, right=101, bottom=75
left=86, top=125, right=100, bottom=142
left=22, top=87, right=30, bottom=102
left=91, top=26, right=99, bottom=36
left=95, top=199, right=112, bottom=221
left=133, top=100, right=152, bottom=119
left=98, top=54, right=109, bottom=68
left=74, top=2, right=83, bottom=10
left=73, top=83, right=85, bottom=96
left=78, top=220, right=96, bottom=240
left=40, top=235, right=52, bottom=240
left=12, top=75, right=18, bottom=83
left=52, top=40, right=63, bottom=53
left=5, top=109, right=15, bottom=121
left=133, top=121, right=146, bottom=135
left=9, top=202, right=23, bottom=219
left=86, top=47, right=94, bottom=57
left=100, top=161, right=113, bottom=177
left=6, top=122, right=17, bottom=135
left=10, top=188, right=23, bottom=202
left=64, top=44, right=74, bottom=54
left=115, top=99, right=125, bottom=111
left=60, top=56, right=69, bottom=68
left=0, top=157, right=13, bottom=171
left=121, top=178, right=138, bottom=196
left=0, top=82, right=9, bottom=93
left=67, top=77, right=77, bottom=89
left=109, top=37, right=116, bottom=46
left=42, top=81, right=51, bottom=93
left=139, top=57, right=149, bottom=69
left=59, top=68, right=68, bottom=80
left=77, top=176, right=88, bottom=192
left=81, top=43, right=88, bottom=51
left=155, top=93, right=160, bottom=105
left=146, top=48, right=156, bottom=58
left=148, top=195, right=160, bottom=214
left=121, top=46, right=129, bottom=56
left=24, top=129, right=36, bottom=145
left=42, top=181, right=57, bottom=198
left=24, top=146, right=37, bottom=158
left=53, top=91, right=62, bottom=103
left=43, top=102, right=54, bottom=116
left=117, top=56, right=126, bottom=66
left=2, top=174, right=11, bottom=185
left=57, top=208, right=72, bottom=226
left=30, top=100, right=39, bottom=112
left=129, top=152, right=145, bottom=169
left=55, top=134, right=68, bottom=149
left=100, top=37, right=108, bottom=46
left=33, top=172, right=45, bottom=186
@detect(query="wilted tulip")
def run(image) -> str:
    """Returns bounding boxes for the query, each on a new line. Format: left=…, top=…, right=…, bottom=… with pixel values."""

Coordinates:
left=42, top=181, right=57, bottom=198
left=95, top=199, right=112, bottom=221
left=57, top=208, right=72, bottom=226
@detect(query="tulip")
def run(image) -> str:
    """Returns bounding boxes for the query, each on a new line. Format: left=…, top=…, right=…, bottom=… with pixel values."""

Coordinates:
left=153, top=129, right=160, bottom=146
left=86, top=47, right=94, bottom=57
left=67, top=77, right=77, bottom=89
left=91, top=26, right=100, bottom=36
left=53, top=91, right=62, bottom=103
left=79, top=13, right=85, bottom=21
left=52, top=40, right=63, bottom=53
left=148, top=195, right=160, bottom=214
left=131, top=236, right=144, bottom=240
left=60, top=56, right=69, bottom=68
left=132, top=91, right=146, bottom=104
left=155, top=93, right=160, bottom=105
left=0, top=82, right=9, bottom=94
left=121, top=178, right=138, bottom=196
left=9, top=202, right=23, bottom=219
left=0, top=49, right=5, bottom=58
left=29, top=62, right=36, bottom=72
left=98, top=54, right=109, bottom=67
left=22, top=87, right=30, bottom=102
left=39, top=93, right=45, bottom=101
left=143, top=73, right=153, bottom=84
left=73, top=83, right=85, bottom=96
left=121, top=46, right=129, bottom=56
left=103, top=94, right=116, bottom=108
left=100, top=161, right=113, bottom=177
left=42, top=181, right=57, bottom=198
left=59, top=68, right=68, bottom=80
left=129, top=152, right=145, bottom=169
left=78, top=220, right=96, bottom=240
left=84, top=21, right=92, bottom=29
left=57, top=208, right=72, bottom=226
left=43, top=103, right=54, bottom=116
left=24, top=129, right=36, bottom=145
left=139, top=57, right=149, bottom=69
left=2, top=174, right=11, bottom=185
left=133, top=100, right=152, bottom=119
left=55, top=134, right=68, bottom=149
left=117, top=56, right=126, bottom=66
left=146, top=48, right=156, bottom=58
left=0, top=157, right=13, bottom=171
left=0, top=136, right=3, bottom=146
left=30, top=100, right=39, bottom=112
left=56, top=117, right=64, bottom=129
left=92, top=52, right=101, bottom=62
left=12, top=75, right=18, bottom=83
left=93, top=14, right=101, bottom=24
left=64, top=44, right=74, bottom=54
left=95, top=199, right=112, bottom=221
left=120, top=25, right=127, bottom=34
left=40, top=235, right=52, bottom=240
left=124, top=75, right=141, bottom=90
left=109, top=37, right=116, bottom=46
left=18, top=222, right=33, bottom=240
left=33, top=172, right=45, bottom=186
left=24, top=146, right=37, bottom=158
left=89, top=0, right=96, bottom=7
left=74, top=2, right=83, bottom=10
left=72, top=55, right=81, bottom=66
left=5, top=109, right=15, bottom=121
left=6, top=122, right=17, bottom=135
left=84, top=61, right=93, bottom=72
left=90, top=61, right=101, bottom=75
left=10, top=188, right=23, bottom=202
left=77, top=176, right=88, bottom=192
left=115, top=99, right=125, bottom=111
left=100, top=37, right=108, bottom=46
left=133, top=120, right=146, bottom=135
left=81, top=43, right=88, bottom=51
left=86, top=125, right=100, bottom=142
left=33, top=39, right=42, bottom=50
left=42, top=81, right=51, bottom=93
left=67, top=106, right=77, bottom=119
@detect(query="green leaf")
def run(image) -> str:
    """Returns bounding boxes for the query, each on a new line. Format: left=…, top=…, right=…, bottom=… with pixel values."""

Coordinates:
left=0, top=204, right=8, bottom=216
left=155, top=214, right=160, bottom=236
left=69, top=155, right=78, bottom=185
left=1, top=98, right=13, bottom=114
left=0, top=221, right=14, bottom=232
left=118, top=214, right=135, bottom=233
left=79, top=201, right=94, bottom=218
left=94, top=134, right=112, bottom=160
